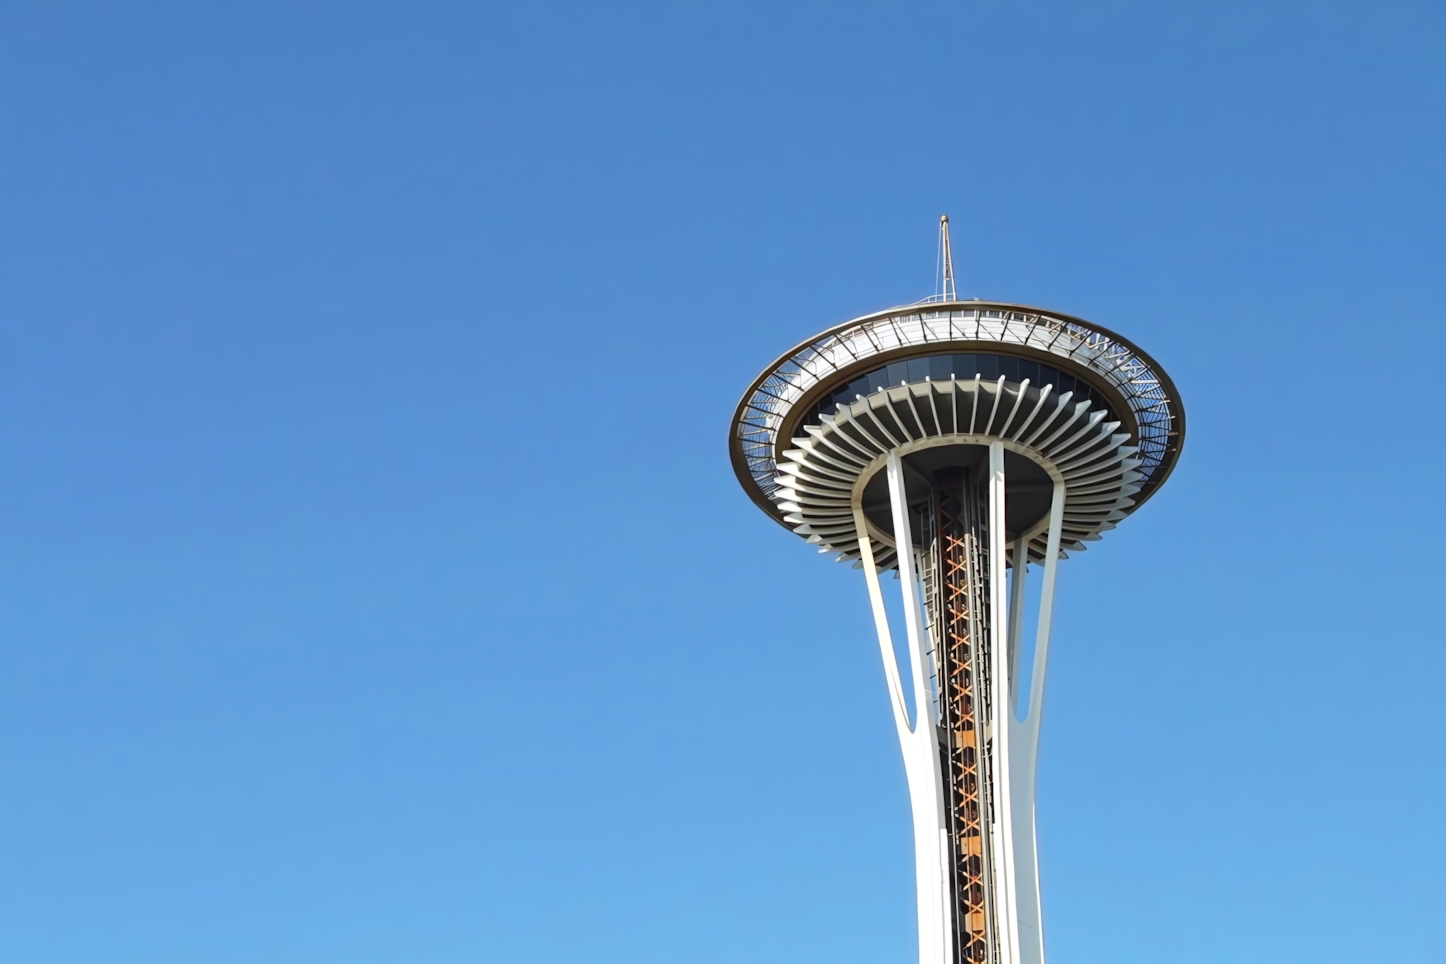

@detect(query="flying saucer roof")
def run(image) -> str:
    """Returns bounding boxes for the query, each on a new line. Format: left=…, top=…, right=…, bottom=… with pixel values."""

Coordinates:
left=730, top=300, right=1185, bottom=536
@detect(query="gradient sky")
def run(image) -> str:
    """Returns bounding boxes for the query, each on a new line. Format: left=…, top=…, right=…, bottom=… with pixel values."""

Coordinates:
left=1, top=2, right=1443, bottom=962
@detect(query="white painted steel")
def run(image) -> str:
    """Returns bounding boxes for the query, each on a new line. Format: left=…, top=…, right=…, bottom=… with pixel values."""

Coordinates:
left=1025, top=481, right=1066, bottom=739
left=1008, top=537, right=1028, bottom=717
left=848, top=453, right=954, bottom=964
left=988, top=441, right=1023, bottom=964
left=886, top=453, right=951, bottom=964
left=938, top=216, right=957, bottom=301
left=1007, top=479, right=1065, bottom=964
left=853, top=514, right=910, bottom=739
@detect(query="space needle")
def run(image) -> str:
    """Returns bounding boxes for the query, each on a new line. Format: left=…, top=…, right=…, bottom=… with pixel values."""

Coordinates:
left=728, top=218, right=1185, bottom=964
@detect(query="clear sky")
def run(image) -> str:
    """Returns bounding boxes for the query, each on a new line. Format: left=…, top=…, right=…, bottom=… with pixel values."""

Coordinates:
left=1, top=2, right=1443, bottom=962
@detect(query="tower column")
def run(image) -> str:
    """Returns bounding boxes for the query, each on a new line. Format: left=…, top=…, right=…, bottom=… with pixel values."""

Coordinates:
left=854, top=448, right=1068, bottom=964
left=731, top=266, right=1185, bottom=964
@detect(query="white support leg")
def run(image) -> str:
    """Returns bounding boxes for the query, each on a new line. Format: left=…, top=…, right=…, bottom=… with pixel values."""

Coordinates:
left=853, top=515, right=912, bottom=741
left=1008, top=537, right=1028, bottom=717
left=887, top=453, right=951, bottom=964
left=1021, top=479, right=1066, bottom=744
left=987, top=441, right=1023, bottom=964
left=1009, top=478, right=1066, bottom=964
left=852, top=453, right=950, bottom=964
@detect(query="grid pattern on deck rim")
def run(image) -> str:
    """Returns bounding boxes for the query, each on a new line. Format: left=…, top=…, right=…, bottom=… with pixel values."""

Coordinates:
left=730, top=301, right=1184, bottom=526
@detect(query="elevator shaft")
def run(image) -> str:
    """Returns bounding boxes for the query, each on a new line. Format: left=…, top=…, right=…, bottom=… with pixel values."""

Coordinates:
left=921, top=468, right=1001, bottom=964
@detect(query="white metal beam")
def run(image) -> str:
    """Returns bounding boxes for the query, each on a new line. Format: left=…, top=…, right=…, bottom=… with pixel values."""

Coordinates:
left=1009, top=477, right=1066, bottom=964
left=988, top=440, right=1022, bottom=964
left=852, top=511, right=911, bottom=739
left=1008, top=537, right=1028, bottom=718
left=842, top=453, right=952, bottom=964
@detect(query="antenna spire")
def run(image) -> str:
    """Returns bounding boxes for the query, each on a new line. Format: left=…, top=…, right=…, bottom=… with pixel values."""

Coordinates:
left=938, top=215, right=957, bottom=301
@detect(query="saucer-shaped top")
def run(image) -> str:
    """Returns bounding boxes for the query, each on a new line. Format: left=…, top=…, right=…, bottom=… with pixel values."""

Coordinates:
left=729, top=300, right=1184, bottom=562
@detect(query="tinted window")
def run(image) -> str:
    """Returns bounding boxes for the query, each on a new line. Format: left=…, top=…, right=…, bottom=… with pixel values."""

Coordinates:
left=798, top=351, right=1116, bottom=431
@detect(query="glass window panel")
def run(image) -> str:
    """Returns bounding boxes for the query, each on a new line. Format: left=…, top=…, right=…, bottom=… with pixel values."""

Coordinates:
left=794, top=354, right=1126, bottom=431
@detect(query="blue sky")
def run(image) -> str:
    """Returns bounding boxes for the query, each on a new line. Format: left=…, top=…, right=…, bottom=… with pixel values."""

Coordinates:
left=1, top=2, right=1443, bottom=962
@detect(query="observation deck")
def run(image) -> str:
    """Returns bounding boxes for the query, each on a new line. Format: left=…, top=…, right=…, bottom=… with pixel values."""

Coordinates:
left=729, top=299, right=1186, bottom=569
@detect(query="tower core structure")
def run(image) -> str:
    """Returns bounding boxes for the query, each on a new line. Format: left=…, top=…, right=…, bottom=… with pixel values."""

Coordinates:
left=728, top=219, right=1184, bottom=964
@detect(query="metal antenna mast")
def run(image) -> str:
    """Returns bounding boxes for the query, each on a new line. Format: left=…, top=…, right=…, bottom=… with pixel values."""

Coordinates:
left=939, top=214, right=958, bottom=301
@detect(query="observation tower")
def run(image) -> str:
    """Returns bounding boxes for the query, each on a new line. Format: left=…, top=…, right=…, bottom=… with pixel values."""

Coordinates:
left=728, top=218, right=1184, bottom=964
